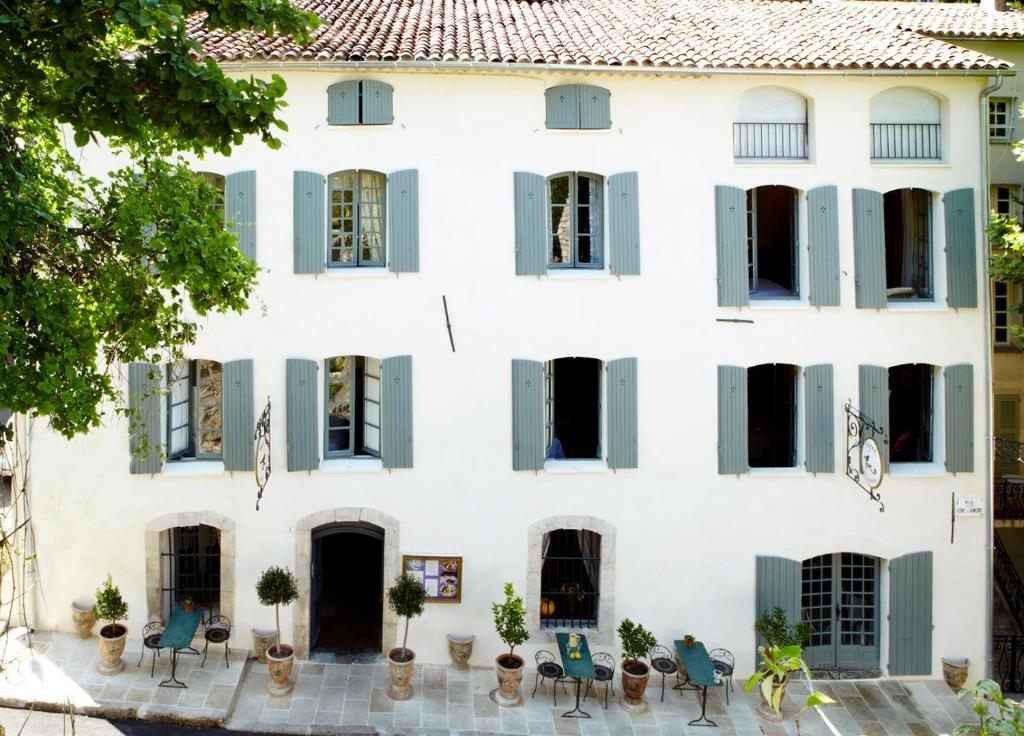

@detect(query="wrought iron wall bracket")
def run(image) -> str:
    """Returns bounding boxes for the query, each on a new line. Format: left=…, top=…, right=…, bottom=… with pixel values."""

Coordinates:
left=254, top=396, right=271, bottom=511
left=844, top=400, right=887, bottom=513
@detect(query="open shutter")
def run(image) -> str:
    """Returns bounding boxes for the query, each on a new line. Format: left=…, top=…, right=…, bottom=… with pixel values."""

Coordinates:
left=225, top=171, right=257, bottom=260
left=361, top=80, right=394, bottom=125
left=807, top=185, right=840, bottom=307
left=327, top=80, right=360, bottom=125
left=388, top=169, right=419, bottom=273
left=859, top=365, right=889, bottom=470
left=944, top=188, right=978, bottom=308
left=381, top=356, right=413, bottom=469
left=609, top=172, right=640, bottom=276
left=578, top=85, right=611, bottom=129
left=889, top=551, right=933, bottom=676
left=514, top=172, right=547, bottom=276
left=545, top=85, right=580, bottom=129
left=222, top=359, right=254, bottom=472
left=853, top=188, right=886, bottom=309
left=512, top=359, right=544, bottom=470
left=293, top=171, right=325, bottom=274
left=286, top=358, right=318, bottom=471
left=716, top=186, right=749, bottom=307
left=804, top=364, right=834, bottom=473
left=996, top=394, right=1021, bottom=478
left=606, top=358, right=638, bottom=469
left=128, top=362, right=161, bottom=474
left=944, top=364, right=974, bottom=473
left=718, top=365, right=748, bottom=474
left=755, top=556, right=801, bottom=652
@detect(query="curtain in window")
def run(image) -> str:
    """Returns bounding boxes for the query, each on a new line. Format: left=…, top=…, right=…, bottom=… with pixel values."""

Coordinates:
left=576, top=530, right=601, bottom=592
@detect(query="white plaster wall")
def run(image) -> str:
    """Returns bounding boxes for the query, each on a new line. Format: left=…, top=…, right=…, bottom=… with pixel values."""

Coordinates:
left=29, top=70, right=991, bottom=681
left=735, top=86, right=807, bottom=123
left=869, top=86, right=942, bottom=124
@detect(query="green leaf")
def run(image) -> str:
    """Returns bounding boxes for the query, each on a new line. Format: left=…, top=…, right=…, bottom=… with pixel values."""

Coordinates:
left=805, top=692, right=835, bottom=708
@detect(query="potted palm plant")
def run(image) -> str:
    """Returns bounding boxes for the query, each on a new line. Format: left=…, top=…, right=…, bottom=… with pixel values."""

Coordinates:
left=95, top=574, right=128, bottom=675
left=490, top=582, right=528, bottom=707
left=386, top=573, right=426, bottom=700
left=746, top=644, right=833, bottom=723
left=256, top=565, right=298, bottom=696
left=617, top=618, right=657, bottom=712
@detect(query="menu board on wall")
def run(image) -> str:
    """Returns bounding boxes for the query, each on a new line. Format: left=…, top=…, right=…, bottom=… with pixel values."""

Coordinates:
left=402, top=555, right=462, bottom=603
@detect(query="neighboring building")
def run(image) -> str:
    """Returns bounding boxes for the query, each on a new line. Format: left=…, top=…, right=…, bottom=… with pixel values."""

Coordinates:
left=21, top=0, right=1018, bottom=680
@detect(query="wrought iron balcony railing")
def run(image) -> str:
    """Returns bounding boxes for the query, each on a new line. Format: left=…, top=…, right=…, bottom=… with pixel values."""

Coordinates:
left=733, top=122, right=808, bottom=160
left=994, top=635, right=1024, bottom=693
left=870, top=123, right=942, bottom=160
left=997, top=478, right=1024, bottom=520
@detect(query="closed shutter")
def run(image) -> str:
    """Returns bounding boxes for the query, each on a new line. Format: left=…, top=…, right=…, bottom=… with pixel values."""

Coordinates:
left=514, top=172, right=547, bottom=276
left=716, top=186, right=749, bottom=307
left=545, top=85, right=580, bottom=129
left=804, top=364, right=834, bottom=473
left=512, top=359, right=544, bottom=470
left=128, top=362, right=161, bottom=474
left=807, top=185, right=840, bottom=307
left=718, top=365, right=748, bottom=474
left=755, top=556, right=801, bottom=652
left=381, top=355, right=413, bottom=469
left=361, top=80, right=394, bottom=125
left=853, top=188, right=886, bottom=309
left=578, top=85, right=611, bottom=129
left=944, top=188, right=978, bottom=309
left=944, top=364, right=974, bottom=473
left=293, top=171, right=325, bottom=274
left=388, top=169, right=419, bottom=273
left=996, top=394, right=1021, bottom=478
left=225, top=171, right=257, bottom=260
left=606, top=358, right=638, bottom=469
left=327, top=80, right=360, bottom=125
left=609, top=172, right=640, bottom=276
left=222, top=359, right=254, bottom=472
left=859, top=365, right=889, bottom=469
left=286, top=358, right=319, bottom=471
left=888, top=551, right=933, bottom=676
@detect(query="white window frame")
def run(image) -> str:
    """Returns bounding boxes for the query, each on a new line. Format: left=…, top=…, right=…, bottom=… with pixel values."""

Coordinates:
left=747, top=363, right=804, bottom=473
left=887, top=364, right=943, bottom=473
left=543, top=358, right=605, bottom=466
left=323, top=355, right=382, bottom=460
left=990, top=98, right=1015, bottom=142
left=166, top=359, right=223, bottom=462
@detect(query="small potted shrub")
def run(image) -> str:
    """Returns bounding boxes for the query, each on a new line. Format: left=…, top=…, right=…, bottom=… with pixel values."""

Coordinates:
left=386, top=573, right=426, bottom=700
left=746, top=644, right=833, bottom=723
left=95, top=574, right=128, bottom=675
left=754, top=607, right=811, bottom=648
left=256, top=565, right=298, bottom=696
left=182, top=596, right=195, bottom=613
left=683, top=634, right=696, bottom=648
left=617, top=618, right=657, bottom=711
left=490, top=582, right=528, bottom=707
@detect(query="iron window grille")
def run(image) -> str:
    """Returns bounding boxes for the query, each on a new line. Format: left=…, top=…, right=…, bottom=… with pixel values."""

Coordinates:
left=540, top=529, right=601, bottom=629
left=160, top=525, right=220, bottom=622
left=870, top=123, right=941, bottom=160
left=733, top=122, right=808, bottom=160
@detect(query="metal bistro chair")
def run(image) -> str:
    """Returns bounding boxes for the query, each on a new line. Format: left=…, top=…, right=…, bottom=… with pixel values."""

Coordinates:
left=708, top=647, right=735, bottom=705
left=201, top=615, right=232, bottom=668
left=649, top=644, right=679, bottom=702
left=584, top=651, right=616, bottom=709
left=532, top=650, right=568, bottom=706
left=138, top=620, right=165, bottom=677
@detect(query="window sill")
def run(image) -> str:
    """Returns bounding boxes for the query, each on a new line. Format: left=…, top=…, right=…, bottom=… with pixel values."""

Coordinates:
left=325, top=268, right=390, bottom=279
left=869, top=160, right=949, bottom=168
left=748, top=467, right=806, bottom=477
left=545, top=270, right=611, bottom=281
left=543, top=459, right=608, bottom=474
left=319, top=457, right=384, bottom=473
left=162, top=461, right=225, bottom=477
left=885, top=301, right=943, bottom=312
left=749, top=299, right=808, bottom=310
left=733, top=159, right=814, bottom=166
left=888, top=462, right=945, bottom=478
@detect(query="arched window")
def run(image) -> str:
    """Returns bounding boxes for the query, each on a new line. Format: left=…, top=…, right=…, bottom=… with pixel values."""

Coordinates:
left=734, top=87, right=808, bottom=159
left=801, top=552, right=880, bottom=670
left=324, top=355, right=381, bottom=458
left=540, top=529, right=601, bottom=629
left=869, top=88, right=941, bottom=160
left=884, top=188, right=932, bottom=300
left=746, top=185, right=799, bottom=298
left=329, top=170, right=386, bottom=267
left=548, top=172, right=603, bottom=269
left=160, top=524, right=221, bottom=620
left=167, top=359, right=222, bottom=460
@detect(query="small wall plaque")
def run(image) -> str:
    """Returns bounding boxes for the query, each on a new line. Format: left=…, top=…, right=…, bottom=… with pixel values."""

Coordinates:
left=402, top=555, right=462, bottom=603
left=954, top=497, right=984, bottom=517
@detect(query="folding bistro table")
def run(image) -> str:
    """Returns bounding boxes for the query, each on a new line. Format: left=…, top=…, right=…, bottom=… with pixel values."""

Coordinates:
left=555, top=633, right=596, bottom=719
left=158, top=605, right=203, bottom=688
left=673, top=640, right=722, bottom=727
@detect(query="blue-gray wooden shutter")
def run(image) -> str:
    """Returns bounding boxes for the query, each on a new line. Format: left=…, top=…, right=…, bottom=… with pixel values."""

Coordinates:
left=222, top=359, right=254, bottom=472
left=859, top=365, right=889, bottom=469
left=807, top=185, right=840, bottom=307
left=387, top=169, right=418, bottom=273
left=804, top=364, right=834, bottom=473
left=545, top=85, right=580, bottom=129
left=716, top=186, right=749, bottom=307
left=512, top=359, right=544, bottom=470
left=578, top=85, right=611, bottom=129
left=327, top=80, right=360, bottom=125
left=361, top=80, right=394, bottom=125
left=128, top=362, right=161, bottom=474
left=293, top=171, right=325, bottom=274
left=514, top=172, right=546, bottom=276
left=853, top=188, right=886, bottom=309
left=381, top=355, right=413, bottom=469
left=718, top=365, right=748, bottom=474
left=606, top=358, right=638, bottom=469
left=225, top=171, right=256, bottom=260
left=755, top=556, right=801, bottom=653
left=609, top=172, right=640, bottom=276
left=888, top=551, right=933, bottom=676
left=944, top=363, right=974, bottom=473
left=944, top=188, right=978, bottom=309
left=286, top=358, right=318, bottom=472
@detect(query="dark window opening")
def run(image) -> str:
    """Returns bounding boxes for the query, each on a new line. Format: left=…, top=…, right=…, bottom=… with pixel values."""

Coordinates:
left=540, top=529, right=600, bottom=629
left=0, top=474, right=11, bottom=507
left=161, top=525, right=220, bottom=622
left=884, top=188, right=931, bottom=300
left=325, top=356, right=381, bottom=458
left=889, top=363, right=933, bottom=463
left=747, top=186, right=798, bottom=298
left=748, top=363, right=797, bottom=468
left=545, top=358, right=601, bottom=460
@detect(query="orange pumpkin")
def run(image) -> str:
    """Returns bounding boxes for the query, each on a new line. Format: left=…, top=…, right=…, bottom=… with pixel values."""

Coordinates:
left=540, top=598, right=556, bottom=617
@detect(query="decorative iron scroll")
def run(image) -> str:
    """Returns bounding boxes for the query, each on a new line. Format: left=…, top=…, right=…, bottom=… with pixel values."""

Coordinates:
left=844, top=401, right=886, bottom=512
left=254, top=396, right=271, bottom=510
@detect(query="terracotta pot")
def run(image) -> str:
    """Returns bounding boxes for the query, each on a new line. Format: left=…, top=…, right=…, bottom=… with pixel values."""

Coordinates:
left=756, top=678, right=787, bottom=722
left=620, top=660, right=650, bottom=712
left=266, top=644, right=295, bottom=696
left=97, top=623, right=127, bottom=675
left=183, top=602, right=195, bottom=613
left=942, top=657, right=969, bottom=691
left=72, top=601, right=96, bottom=639
left=490, top=653, right=524, bottom=707
left=387, top=647, right=416, bottom=700
left=252, top=628, right=278, bottom=664
left=447, top=633, right=474, bottom=669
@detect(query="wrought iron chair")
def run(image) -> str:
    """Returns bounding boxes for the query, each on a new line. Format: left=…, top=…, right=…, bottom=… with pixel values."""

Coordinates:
left=583, top=651, right=616, bottom=709
left=532, top=650, right=567, bottom=706
left=201, top=615, right=232, bottom=668
left=708, top=647, right=735, bottom=704
left=649, top=644, right=679, bottom=702
left=138, top=620, right=165, bottom=677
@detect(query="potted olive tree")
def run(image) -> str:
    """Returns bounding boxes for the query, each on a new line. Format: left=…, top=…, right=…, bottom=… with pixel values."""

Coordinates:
left=490, top=582, right=529, bottom=707
left=386, top=573, right=427, bottom=700
left=256, top=565, right=298, bottom=696
left=95, top=574, right=128, bottom=675
left=617, top=618, right=657, bottom=712
left=746, top=644, right=833, bottom=723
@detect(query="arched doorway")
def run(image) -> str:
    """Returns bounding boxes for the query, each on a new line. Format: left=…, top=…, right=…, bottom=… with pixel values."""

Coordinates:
left=801, top=552, right=880, bottom=670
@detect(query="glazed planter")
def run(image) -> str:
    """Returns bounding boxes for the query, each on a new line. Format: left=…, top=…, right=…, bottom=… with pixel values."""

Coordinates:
left=447, top=633, right=474, bottom=669
left=252, top=627, right=278, bottom=664
left=72, top=600, right=96, bottom=639
left=620, top=659, right=651, bottom=713
left=387, top=647, right=416, bottom=700
left=942, top=657, right=969, bottom=691
left=266, top=644, right=295, bottom=696
left=756, top=678, right=788, bottom=722
left=490, top=653, right=524, bottom=707
left=97, top=623, right=127, bottom=675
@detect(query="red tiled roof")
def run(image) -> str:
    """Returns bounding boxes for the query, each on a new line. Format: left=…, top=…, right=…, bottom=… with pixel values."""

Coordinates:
left=841, top=0, right=1024, bottom=40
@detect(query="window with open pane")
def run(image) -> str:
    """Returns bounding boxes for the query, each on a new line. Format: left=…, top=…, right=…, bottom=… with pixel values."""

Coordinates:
left=167, top=359, right=222, bottom=460
left=548, top=172, right=603, bottom=269
left=329, top=170, right=386, bottom=267
left=324, top=356, right=381, bottom=458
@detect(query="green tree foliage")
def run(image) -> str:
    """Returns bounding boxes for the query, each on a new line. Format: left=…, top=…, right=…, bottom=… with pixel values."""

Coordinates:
left=616, top=618, right=656, bottom=664
left=754, top=606, right=812, bottom=648
left=94, top=573, right=128, bottom=630
left=0, top=0, right=318, bottom=442
left=256, top=565, right=298, bottom=654
left=387, top=573, right=426, bottom=660
left=492, top=581, right=528, bottom=658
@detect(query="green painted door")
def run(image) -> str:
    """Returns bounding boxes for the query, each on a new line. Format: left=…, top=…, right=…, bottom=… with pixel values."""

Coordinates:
left=801, top=553, right=880, bottom=670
